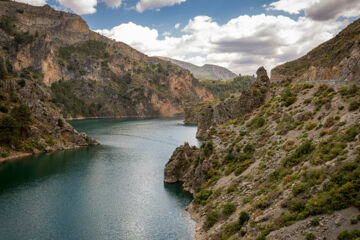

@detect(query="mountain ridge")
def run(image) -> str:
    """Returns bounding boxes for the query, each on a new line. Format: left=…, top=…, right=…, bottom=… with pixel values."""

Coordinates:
left=157, top=56, right=238, bottom=80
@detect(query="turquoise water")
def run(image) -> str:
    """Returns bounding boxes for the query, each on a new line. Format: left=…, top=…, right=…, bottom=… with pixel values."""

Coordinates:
left=0, top=118, right=199, bottom=240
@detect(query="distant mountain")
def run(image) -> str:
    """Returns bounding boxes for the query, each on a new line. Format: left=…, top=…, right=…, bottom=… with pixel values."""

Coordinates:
left=271, top=18, right=360, bottom=82
left=157, top=57, right=238, bottom=80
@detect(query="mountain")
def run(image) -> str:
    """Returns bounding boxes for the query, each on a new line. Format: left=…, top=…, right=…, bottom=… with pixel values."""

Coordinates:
left=0, top=1, right=212, bottom=160
left=165, top=19, right=360, bottom=240
left=157, top=57, right=238, bottom=80
left=271, top=18, right=360, bottom=83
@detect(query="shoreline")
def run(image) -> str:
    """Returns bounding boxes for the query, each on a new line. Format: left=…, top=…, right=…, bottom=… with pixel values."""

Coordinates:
left=0, top=144, right=99, bottom=164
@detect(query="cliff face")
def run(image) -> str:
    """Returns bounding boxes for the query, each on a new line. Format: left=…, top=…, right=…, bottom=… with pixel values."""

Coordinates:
left=0, top=1, right=213, bottom=119
left=271, top=18, right=360, bottom=83
left=165, top=79, right=360, bottom=240
left=185, top=67, right=270, bottom=139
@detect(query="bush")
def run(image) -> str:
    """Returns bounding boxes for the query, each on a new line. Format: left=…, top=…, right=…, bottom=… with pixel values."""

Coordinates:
left=244, top=143, right=255, bottom=153
left=282, top=140, right=314, bottom=167
left=349, top=101, right=360, bottom=111
left=281, top=87, right=297, bottom=106
left=204, top=211, right=219, bottom=230
left=239, top=211, right=250, bottom=226
left=0, top=115, right=18, bottom=144
left=222, top=202, right=236, bottom=216
left=311, top=217, right=320, bottom=226
left=247, top=115, right=266, bottom=128
left=350, top=218, right=358, bottom=224
left=203, top=141, right=214, bottom=157
left=337, top=230, right=360, bottom=240
left=11, top=104, right=31, bottom=134
left=306, top=233, right=315, bottom=240
left=305, top=122, right=317, bottom=131
left=194, top=189, right=212, bottom=205
left=57, top=118, right=64, bottom=127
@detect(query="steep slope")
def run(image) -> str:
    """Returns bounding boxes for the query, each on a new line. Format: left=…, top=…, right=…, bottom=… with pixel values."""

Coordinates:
left=0, top=1, right=212, bottom=161
left=165, top=77, right=360, bottom=239
left=158, top=57, right=238, bottom=80
left=271, top=18, right=360, bottom=83
left=0, top=1, right=213, bottom=119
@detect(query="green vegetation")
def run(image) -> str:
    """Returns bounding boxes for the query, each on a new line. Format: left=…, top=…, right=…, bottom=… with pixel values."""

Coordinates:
left=204, top=210, right=219, bottom=230
left=202, top=141, right=214, bottom=157
left=199, top=76, right=253, bottom=99
left=306, top=233, right=315, bottom=240
left=282, top=140, right=314, bottom=167
left=247, top=115, right=266, bottom=128
left=310, top=217, right=319, bottom=226
left=281, top=87, right=297, bottom=106
left=222, top=202, right=236, bottom=216
left=0, top=104, right=32, bottom=146
left=238, top=211, right=250, bottom=226
left=305, top=122, right=317, bottom=131
left=194, top=189, right=212, bottom=206
left=337, top=230, right=360, bottom=240
left=51, top=80, right=102, bottom=117
left=58, top=40, right=109, bottom=59
left=57, top=118, right=64, bottom=127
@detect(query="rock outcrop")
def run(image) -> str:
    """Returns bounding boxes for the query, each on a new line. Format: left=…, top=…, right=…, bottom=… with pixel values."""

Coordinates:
left=186, top=66, right=270, bottom=139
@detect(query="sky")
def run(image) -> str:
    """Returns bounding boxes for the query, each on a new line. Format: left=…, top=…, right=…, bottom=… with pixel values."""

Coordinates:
left=15, top=0, right=360, bottom=75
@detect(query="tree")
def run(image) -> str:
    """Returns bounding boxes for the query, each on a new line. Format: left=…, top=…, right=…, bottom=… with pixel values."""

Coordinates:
left=10, top=104, right=31, bottom=136
left=0, top=115, right=18, bottom=144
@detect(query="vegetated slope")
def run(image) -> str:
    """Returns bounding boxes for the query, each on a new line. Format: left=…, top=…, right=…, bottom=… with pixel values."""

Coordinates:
left=158, top=57, right=238, bottom=80
left=0, top=1, right=213, bottom=120
left=165, top=68, right=360, bottom=239
left=199, top=75, right=254, bottom=100
left=0, top=1, right=212, bottom=160
left=272, top=18, right=360, bottom=82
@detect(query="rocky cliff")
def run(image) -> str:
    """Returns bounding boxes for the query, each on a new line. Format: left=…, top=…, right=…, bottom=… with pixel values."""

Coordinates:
left=184, top=67, right=269, bottom=139
left=0, top=1, right=212, bottom=161
left=271, top=18, right=360, bottom=83
left=0, top=1, right=213, bottom=119
left=157, top=57, right=238, bottom=80
left=165, top=19, right=360, bottom=240
left=166, top=79, right=360, bottom=240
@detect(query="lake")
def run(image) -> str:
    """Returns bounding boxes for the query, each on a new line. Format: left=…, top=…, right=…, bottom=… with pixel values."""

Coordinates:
left=0, top=118, right=199, bottom=240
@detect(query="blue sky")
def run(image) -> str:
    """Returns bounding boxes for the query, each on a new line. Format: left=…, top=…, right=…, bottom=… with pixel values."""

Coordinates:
left=16, top=0, right=360, bottom=74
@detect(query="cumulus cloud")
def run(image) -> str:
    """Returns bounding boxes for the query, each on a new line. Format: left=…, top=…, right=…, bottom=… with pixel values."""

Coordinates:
left=15, top=0, right=122, bottom=14
left=136, top=0, right=186, bottom=13
left=102, top=0, right=123, bottom=8
left=14, top=0, right=46, bottom=6
left=268, top=0, right=319, bottom=14
left=306, top=0, right=360, bottom=21
left=175, top=23, right=181, bottom=29
left=96, top=14, right=346, bottom=74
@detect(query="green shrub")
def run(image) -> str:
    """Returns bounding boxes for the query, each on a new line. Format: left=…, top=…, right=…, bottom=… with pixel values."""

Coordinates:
left=311, top=217, right=320, bottom=226
left=203, top=141, right=214, bottom=157
left=221, top=222, right=241, bottom=239
left=222, top=202, right=236, bottom=216
left=350, top=218, right=358, bottom=224
left=306, top=233, right=315, bottom=240
left=194, top=189, right=212, bottom=205
left=57, top=118, right=64, bottom=127
left=244, top=143, right=255, bottom=153
left=239, top=211, right=250, bottom=226
left=204, top=211, right=219, bottom=230
left=349, top=101, right=360, bottom=111
left=0, top=115, right=18, bottom=144
left=282, top=140, right=314, bottom=167
left=247, top=115, right=266, bottom=128
left=337, top=229, right=360, bottom=240
left=305, top=122, right=317, bottom=131
left=281, top=87, right=297, bottom=106
left=0, top=105, right=8, bottom=113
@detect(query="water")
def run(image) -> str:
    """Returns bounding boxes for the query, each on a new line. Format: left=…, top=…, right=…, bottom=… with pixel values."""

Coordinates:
left=0, top=118, right=199, bottom=240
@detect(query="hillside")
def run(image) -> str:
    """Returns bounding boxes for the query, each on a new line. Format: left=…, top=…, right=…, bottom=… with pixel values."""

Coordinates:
left=158, top=57, right=238, bottom=80
left=271, top=18, right=360, bottom=83
left=165, top=19, right=360, bottom=240
left=0, top=1, right=212, bottom=160
left=166, top=70, right=360, bottom=240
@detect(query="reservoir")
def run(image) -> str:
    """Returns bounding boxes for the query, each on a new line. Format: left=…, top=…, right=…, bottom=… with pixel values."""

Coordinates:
left=0, top=118, right=198, bottom=240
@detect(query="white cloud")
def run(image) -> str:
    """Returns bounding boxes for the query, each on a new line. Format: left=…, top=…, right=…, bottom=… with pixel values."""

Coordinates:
left=96, top=14, right=347, bottom=75
left=15, top=0, right=122, bottom=15
left=102, top=0, right=122, bottom=8
left=163, top=31, right=171, bottom=37
left=306, top=0, right=360, bottom=21
left=14, top=0, right=46, bottom=6
left=268, top=0, right=319, bottom=14
left=175, top=23, right=181, bottom=29
left=136, top=0, right=186, bottom=13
